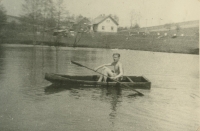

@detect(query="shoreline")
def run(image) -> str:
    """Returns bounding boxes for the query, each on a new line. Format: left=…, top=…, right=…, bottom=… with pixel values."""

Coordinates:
left=1, top=29, right=198, bottom=55
left=1, top=42, right=199, bottom=55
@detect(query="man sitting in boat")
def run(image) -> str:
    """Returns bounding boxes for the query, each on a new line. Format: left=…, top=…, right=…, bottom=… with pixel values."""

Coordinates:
left=94, top=53, right=123, bottom=82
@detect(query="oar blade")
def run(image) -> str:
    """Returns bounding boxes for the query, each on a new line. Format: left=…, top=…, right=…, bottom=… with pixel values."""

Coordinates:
left=137, top=92, right=144, bottom=96
left=119, top=82, right=144, bottom=96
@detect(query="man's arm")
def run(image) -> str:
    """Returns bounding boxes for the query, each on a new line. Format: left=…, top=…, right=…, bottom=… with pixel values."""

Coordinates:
left=94, top=63, right=113, bottom=71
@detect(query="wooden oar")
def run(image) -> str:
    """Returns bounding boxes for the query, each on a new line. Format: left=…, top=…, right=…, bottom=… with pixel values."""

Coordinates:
left=71, top=60, right=144, bottom=96
left=126, top=76, right=135, bottom=83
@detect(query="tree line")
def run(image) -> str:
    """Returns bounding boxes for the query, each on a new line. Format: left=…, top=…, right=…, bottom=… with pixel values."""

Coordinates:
left=0, top=4, right=7, bottom=40
left=0, top=0, right=122, bottom=44
left=0, top=0, right=93, bottom=44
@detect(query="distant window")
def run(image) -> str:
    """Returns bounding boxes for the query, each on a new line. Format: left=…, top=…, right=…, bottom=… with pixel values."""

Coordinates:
left=111, top=26, right=114, bottom=30
left=102, top=26, right=105, bottom=30
left=107, top=19, right=110, bottom=22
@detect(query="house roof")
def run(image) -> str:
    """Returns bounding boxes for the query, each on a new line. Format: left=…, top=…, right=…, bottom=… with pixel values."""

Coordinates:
left=6, top=15, right=21, bottom=24
left=66, top=19, right=75, bottom=23
left=92, top=15, right=119, bottom=25
left=7, top=15, right=20, bottom=19
left=74, top=17, right=91, bottom=25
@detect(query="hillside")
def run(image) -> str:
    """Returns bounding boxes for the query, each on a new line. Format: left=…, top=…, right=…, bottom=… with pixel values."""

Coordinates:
left=1, top=20, right=199, bottom=55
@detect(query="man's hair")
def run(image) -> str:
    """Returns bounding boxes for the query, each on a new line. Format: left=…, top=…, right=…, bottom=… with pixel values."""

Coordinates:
left=113, top=53, right=120, bottom=57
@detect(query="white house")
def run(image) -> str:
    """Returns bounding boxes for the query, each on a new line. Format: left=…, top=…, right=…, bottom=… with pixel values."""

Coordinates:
left=92, top=14, right=119, bottom=33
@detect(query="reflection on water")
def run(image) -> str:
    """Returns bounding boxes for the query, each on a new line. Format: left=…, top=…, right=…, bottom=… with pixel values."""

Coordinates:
left=45, top=83, right=122, bottom=126
left=0, top=44, right=199, bottom=131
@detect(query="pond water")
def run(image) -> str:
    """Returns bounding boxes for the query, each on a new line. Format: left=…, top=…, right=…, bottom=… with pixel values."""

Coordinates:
left=0, top=44, right=199, bottom=131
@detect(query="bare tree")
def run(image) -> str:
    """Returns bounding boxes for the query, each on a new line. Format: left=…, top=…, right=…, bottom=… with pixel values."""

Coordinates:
left=40, top=0, right=57, bottom=40
left=21, top=0, right=42, bottom=44
left=130, top=9, right=141, bottom=28
left=76, top=15, right=84, bottom=23
left=46, top=0, right=56, bottom=28
left=54, top=0, right=65, bottom=29
left=0, top=4, right=7, bottom=31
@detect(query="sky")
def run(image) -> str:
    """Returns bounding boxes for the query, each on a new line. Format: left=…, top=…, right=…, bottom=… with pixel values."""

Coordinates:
left=1, top=0, right=199, bottom=27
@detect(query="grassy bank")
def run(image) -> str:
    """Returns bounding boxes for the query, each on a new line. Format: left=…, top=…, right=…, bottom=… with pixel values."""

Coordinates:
left=1, top=32, right=199, bottom=55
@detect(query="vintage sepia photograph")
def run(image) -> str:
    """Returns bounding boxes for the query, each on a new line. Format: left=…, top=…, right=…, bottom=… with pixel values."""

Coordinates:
left=0, top=0, right=199, bottom=131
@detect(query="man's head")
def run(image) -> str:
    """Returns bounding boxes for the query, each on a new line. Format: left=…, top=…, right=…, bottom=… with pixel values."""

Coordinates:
left=113, top=53, right=120, bottom=62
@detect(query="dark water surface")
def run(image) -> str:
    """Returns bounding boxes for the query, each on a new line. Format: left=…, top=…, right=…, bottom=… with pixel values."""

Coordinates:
left=0, top=44, right=199, bottom=131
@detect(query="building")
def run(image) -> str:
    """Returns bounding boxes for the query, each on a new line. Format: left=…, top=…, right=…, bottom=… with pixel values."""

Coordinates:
left=6, top=15, right=21, bottom=24
left=92, top=14, right=119, bottom=33
left=72, top=17, right=91, bottom=32
left=126, top=20, right=199, bottom=36
left=61, top=19, right=75, bottom=31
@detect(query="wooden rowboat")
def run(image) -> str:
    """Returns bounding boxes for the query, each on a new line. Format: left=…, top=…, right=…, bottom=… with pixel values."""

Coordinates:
left=45, top=73, right=151, bottom=89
